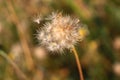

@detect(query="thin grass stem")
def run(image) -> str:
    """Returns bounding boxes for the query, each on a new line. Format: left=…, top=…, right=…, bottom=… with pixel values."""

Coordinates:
left=0, top=50, right=28, bottom=80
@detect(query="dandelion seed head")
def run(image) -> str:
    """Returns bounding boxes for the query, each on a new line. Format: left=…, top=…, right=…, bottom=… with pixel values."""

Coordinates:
left=37, top=12, right=88, bottom=52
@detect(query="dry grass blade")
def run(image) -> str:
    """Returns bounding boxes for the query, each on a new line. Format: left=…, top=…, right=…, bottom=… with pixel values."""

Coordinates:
left=6, top=0, right=34, bottom=71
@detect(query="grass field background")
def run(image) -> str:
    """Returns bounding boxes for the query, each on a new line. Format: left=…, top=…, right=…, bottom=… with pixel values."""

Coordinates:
left=0, top=0, right=120, bottom=80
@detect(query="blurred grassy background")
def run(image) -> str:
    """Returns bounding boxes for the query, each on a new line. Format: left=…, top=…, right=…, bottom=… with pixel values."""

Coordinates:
left=0, top=0, right=120, bottom=80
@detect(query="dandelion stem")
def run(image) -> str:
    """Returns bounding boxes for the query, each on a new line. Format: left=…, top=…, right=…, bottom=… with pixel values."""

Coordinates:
left=0, top=50, right=28, bottom=80
left=72, top=46, right=84, bottom=80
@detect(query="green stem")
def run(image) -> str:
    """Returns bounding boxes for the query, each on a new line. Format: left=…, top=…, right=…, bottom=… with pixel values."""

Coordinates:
left=0, top=50, right=28, bottom=80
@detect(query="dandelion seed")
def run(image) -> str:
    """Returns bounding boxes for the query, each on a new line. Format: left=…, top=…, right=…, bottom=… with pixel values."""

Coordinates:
left=33, top=14, right=42, bottom=24
left=37, top=12, right=88, bottom=52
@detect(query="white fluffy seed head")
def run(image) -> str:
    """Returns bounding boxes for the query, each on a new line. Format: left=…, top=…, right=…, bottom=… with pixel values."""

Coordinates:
left=37, top=12, right=87, bottom=53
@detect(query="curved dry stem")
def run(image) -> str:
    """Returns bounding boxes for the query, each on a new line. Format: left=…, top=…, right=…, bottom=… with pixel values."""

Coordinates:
left=72, top=46, right=84, bottom=80
left=6, top=0, right=34, bottom=71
